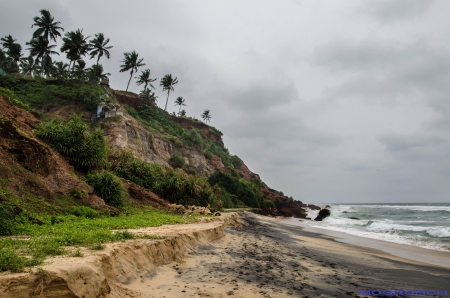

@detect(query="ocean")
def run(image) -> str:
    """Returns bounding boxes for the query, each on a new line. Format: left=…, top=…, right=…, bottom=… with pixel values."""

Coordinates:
left=303, top=203, right=450, bottom=252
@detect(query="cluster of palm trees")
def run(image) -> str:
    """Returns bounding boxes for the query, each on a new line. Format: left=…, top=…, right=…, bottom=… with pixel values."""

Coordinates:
left=0, top=9, right=112, bottom=82
left=0, top=9, right=213, bottom=124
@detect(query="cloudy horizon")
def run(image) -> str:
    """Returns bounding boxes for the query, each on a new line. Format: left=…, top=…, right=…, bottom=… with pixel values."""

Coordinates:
left=2, top=0, right=450, bottom=203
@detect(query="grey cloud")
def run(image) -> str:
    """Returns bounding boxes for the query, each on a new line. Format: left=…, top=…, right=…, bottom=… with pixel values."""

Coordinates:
left=379, top=134, right=446, bottom=153
left=226, top=80, right=299, bottom=112
left=361, top=0, right=436, bottom=22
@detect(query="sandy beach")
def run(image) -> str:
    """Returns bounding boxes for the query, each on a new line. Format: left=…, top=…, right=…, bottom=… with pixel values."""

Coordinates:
left=134, top=213, right=450, bottom=298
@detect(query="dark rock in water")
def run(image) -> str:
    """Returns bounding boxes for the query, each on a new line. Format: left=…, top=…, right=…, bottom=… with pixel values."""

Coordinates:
left=342, top=211, right=348, bottom=213
left=305, top=217, right=311, bottom=220
left=348, top=217, right=360, bottom=220
left=325, top=205, right=331, bottom=208
left=314, top=208, right=331, bottom=221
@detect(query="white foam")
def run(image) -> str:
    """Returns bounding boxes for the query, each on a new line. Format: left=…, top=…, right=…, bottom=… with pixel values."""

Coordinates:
left=426, top=227, right=450, bottom=238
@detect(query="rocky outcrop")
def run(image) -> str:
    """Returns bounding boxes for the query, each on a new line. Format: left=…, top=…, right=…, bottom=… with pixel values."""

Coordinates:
left=168, top=115, right=224, bottom=146
left=314, top=208, right=331, bottom=221
left=101, top=114, right=217, bottom=176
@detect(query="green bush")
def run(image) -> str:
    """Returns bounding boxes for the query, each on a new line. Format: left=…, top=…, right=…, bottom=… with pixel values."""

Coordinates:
left=169, top=152, right=185, bottom=169
left=109, top=150, right=221, bottom=208
left=0, top=201, right=16, bottom=236
left=86, top=171, right=127, bottom=207
left=208, top=171, right=264, bottom=208
left=0, top=249, right=26, bottom=272
left=182, top=129, right=204, bottom=150
left=0, top=75, right=104, bottom=109
left=263, top=199, right=275, bottom=209
left=0, top=87, right=29, bottom=110
left=36, top=114, right=108, bottom=171
left=71, top=206, right=99, bottom=219
left=204, top=151, right=213, bottom=160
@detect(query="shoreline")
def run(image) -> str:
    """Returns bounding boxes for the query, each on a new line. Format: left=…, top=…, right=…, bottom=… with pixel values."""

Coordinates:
left=133, top=213, right=450, bottom=297
left=282, top=217, right=450, bottom=270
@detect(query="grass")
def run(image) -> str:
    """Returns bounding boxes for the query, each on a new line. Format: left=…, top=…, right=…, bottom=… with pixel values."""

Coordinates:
left=0, top=206, right=202, bottom=272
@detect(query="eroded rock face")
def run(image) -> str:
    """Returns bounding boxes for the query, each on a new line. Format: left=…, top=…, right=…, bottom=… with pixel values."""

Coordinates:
left=101, top=115, right=217, bottom=176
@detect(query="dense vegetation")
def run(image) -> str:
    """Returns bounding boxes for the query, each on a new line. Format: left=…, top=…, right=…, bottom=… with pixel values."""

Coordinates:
left=208, top=171, right=264, bottom=208
left=109, top=150, right=222, bottom=210
left=36, top=114, right=108, bottom=171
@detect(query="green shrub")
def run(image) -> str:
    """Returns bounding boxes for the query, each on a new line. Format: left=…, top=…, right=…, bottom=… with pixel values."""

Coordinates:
left=86, top=171, right=127, bottom=207
left=263, top=199, right=275, bottom=209
left=186, top=167, right=196, bottom=175
left=181, top=129, right=204, bottom=150
left=208, top=171, right=264, bottom=208
left=36, top=114, right=108, bottom=171
left=204, top=151, right=213, bottom=160
left=109, top=150, right=221, bottom=208
left=0, top=249, right=26, bottom=272
left=0, top=87, right=29, bottom=110
left=230, top=155, right=243, bottom=169
left=71, top=206, right=99, bottom=219
left=169, top=152, right=185, bottom=169
left=0, top=201, right=16, bottom=236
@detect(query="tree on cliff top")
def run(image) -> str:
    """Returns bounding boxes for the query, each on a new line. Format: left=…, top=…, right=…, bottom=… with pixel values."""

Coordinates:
left=174, top=96, right=186, bottom=112
left=120, top=51, right=145, bottom=91
left=202, top=109, right=211, bottom=124
left=135, top=69, right=156, bottom=91
left=32, top=9, right=64, bottom=43
left=89, top=33, right=112, bottom=66
left=160, top=74, right=178, bottom=111
left=60, top=29, right=91, bottom=71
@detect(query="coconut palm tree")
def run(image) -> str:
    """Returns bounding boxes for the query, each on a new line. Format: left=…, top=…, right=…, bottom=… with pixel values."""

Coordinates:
left=119, top=51, right=145, bottom=91
left=20, top=57, right=39, bottom=77
left=87, top=64, right=110, bottom=83
left=6, top=44, right=24, bottom=70
left=201, top=110, right=211, bottom=124
left=60, top=29, right=91, bottom=71
left=52, top=61, right=69, bottom=79
left=72, top=59, right=87, bottom=80
left=89, top=33, right=112, bottom=66
left=178, top=109, right=186, bottom=117
left=139, top=88, right=158, bottom=105
left=31, top=9, right=64, bottom=43
left=174, top=96, right=186, bottom=112
left=160, top=74, right=178, bottom=111
left=26, top=36, right=59, bottom=75
left=1, top=35, right=17, bottom=50
left=135, top=69, right=156, bottom=91
left=0, top=49, right=16, bottom=73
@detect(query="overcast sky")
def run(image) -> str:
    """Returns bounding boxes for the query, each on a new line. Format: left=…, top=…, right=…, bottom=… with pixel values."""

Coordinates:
left=2, top=0, right=450, bottom=203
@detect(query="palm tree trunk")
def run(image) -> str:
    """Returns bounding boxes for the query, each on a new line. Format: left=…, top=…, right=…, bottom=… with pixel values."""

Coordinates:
left=164, top=90, right=170, bottom=111
left=96, top=55, right=100, bottom=66
left=126, top=70, right=134, bottom=91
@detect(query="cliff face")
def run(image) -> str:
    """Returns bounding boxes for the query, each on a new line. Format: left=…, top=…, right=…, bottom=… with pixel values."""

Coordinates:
left=100, top=114, right=220, bottom=177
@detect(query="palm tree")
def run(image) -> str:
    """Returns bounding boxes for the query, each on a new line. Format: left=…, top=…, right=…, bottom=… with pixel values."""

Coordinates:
left=73, top=59, right=87, bottom=80
left=6, top=44, right=24, bottom=70
left=201, top=110, right=211, bottom=124
left=0, top=49, right=16, bottom=73
left=31, top=9, right=64, bottom=43
left=60, top=29, right=91, bottom=71
left=87, top=64, right=110, bottom=83
left=119, top=51, right=145, bottom=91
left=139, top=89, right=158, bottom=105
left=89, top=33, right=112, bottom=65
left=178, top=109, right=186, bottom=117
left=135, top=69, right=156, bottom=91
left=52, top=61, right=69, bottom=79
left=1, top=35, right=17, bottom=50
left=26, top=36, right=59, bottom=75
left=160, top=74, right=178, bottom=111
left=174, top=96, right=186, bottom=112
left=20, top=57, right=39, bottom=77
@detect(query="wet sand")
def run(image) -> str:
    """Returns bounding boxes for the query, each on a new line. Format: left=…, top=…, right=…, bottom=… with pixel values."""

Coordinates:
left=133, top=213, right=450, bottom=297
